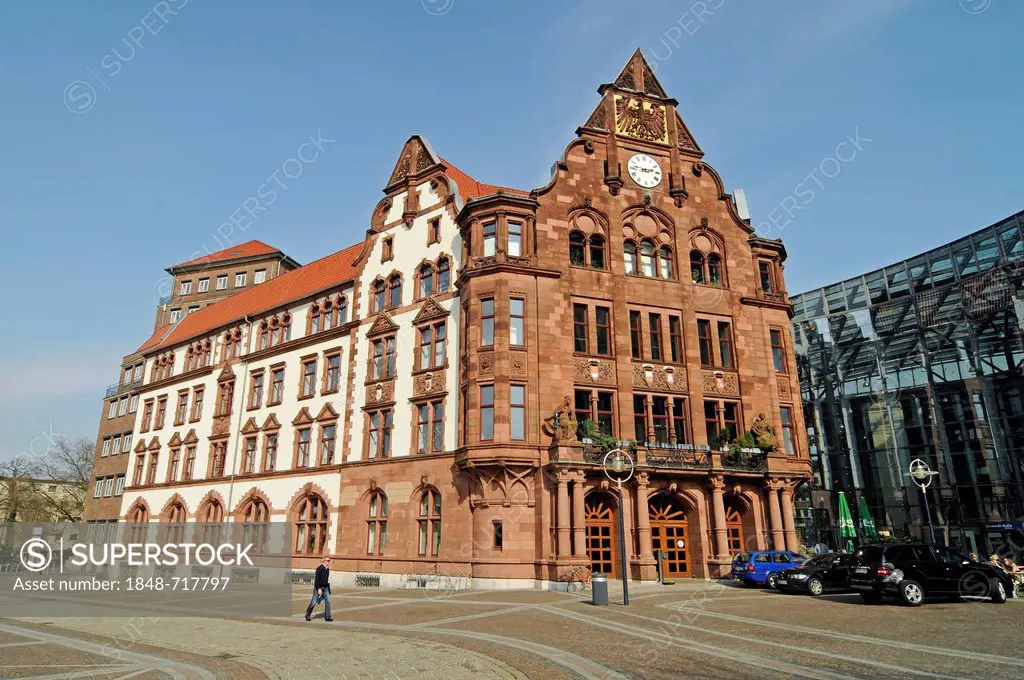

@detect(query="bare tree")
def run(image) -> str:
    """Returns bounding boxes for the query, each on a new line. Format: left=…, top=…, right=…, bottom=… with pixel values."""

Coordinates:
left=0, top=456, right=48, bottom=522
left=33, top=437, right=93, bottom=522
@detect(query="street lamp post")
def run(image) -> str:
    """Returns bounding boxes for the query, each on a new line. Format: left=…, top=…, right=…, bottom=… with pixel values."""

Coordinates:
left=908, top=459, right=939, bottom=545
left=602, top=448, right=635, bottom=606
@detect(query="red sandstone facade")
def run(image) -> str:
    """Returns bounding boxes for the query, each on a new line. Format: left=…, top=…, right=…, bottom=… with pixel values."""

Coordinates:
left=86, top=50, right=810, bottom=585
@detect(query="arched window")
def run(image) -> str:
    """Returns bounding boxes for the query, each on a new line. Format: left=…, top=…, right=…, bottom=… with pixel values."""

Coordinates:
left=690, top=251, right=706, bottom=284
left=336, top=296, right=348, bottom=325
left=197, top=499, right=224, bottom=544
left=624, top=241, right=638, bottom=275
left=281, top=314, right=292, bottom=342
left=640, top=240, right=656, bottom=277
left=239, top=496, right=270, bottom=551
left=258, top=322, right=270, bottom=350
left=294, top=493, right=328, bottom=556
left=388, top=275, right=402, bottom=309
left=590, top=234, right=606, bottom=270
left=569, top=231, right=586, bottom=266
left=367, top=491, right=388, bottom=555
left=437, top=258, right=450, bottom=293
left=419, top=263, right=434, bottom=298
left=310, top=304, right=322, bottom=334
left=126, top=503, right=149, bottom=543
left=321, top=300, right=333, bottom=331
left=372, top=280, right=386, bottom=313
left=708, top=253, right=723, bottom=286
left=163, top=502, right=187, bottom=544
left=418, top=489, right=442, bottom=556
left=659, top=246, right=673, bottom=279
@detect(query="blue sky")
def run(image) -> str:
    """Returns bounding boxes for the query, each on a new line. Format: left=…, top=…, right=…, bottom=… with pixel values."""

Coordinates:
left=1, top=0, right=1021, bottom=458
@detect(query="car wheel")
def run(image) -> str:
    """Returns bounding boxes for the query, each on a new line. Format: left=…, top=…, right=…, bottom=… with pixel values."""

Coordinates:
left=990, top=578, right=1008, bottom=604
left=898, top=580, right=924, bottom=606
left=859, top=591, right=883, bottom=604
left=807, top=577, right=824, bottom=597
left=766, top=573, right=779, bottom=589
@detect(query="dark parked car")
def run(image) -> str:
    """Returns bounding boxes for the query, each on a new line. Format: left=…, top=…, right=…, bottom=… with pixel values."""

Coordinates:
left=848, top=544, right=1013, bottom=606
left=774, top=553, right=850, bottom=596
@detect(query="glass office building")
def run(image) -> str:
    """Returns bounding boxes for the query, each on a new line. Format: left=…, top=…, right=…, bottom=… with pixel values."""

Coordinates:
left=791, top=210, right=1024, bottom=558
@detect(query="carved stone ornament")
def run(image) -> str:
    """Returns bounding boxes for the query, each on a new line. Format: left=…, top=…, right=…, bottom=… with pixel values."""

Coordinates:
left=777, top=376, right=792, bottom=398
left=542, top=396, right=578, bottom=444
left=414, top=371, right=446, bottom=397
left=701, top=369, right=739, bottom=396
left=575, top=357, right=614, bottom=385
left=614, top=95, right=668, bottom=144
left=750, top=413, right=778, bottom=448
left=366, top=380, right=395, bottom=405
left=510, top=352, right=527, bottom=377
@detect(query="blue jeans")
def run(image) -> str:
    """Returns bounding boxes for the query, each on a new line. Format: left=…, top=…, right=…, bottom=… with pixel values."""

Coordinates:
left=306, top=588, right=331, bottom=619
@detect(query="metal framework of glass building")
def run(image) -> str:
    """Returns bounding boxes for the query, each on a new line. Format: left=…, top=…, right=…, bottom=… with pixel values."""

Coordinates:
left=791, top=210, right=1024, bottom=558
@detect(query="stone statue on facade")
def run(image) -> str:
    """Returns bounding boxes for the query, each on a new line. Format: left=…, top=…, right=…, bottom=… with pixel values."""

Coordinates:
left=543, top=396, right=579, bottom=443
left=750, top=412, right=778, bottom=449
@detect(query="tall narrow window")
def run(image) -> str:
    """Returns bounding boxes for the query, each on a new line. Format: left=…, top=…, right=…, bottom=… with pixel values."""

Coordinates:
left=264, top=433, right=278, bottom=472
left=624, top=241, right=638, bottom=274
left=690, top=251, right=706, bottom=284
left=386, top=337, right=396, bottom=377
left=301, top=358, right=317, bottom=398
left=596, top=391, right=614, bottom=436
left=192, top=388, right=204, bottom=421
left=629, top=311, right=643, bottom=359
left=722, top=401, right=740, bottom=440
left=382, top=236, right=393, bottom=261
left=437, top=258, right=450, bottom=293
left=310, top=306, right=321, bottom=334
left=480, top=385, right=494, bottom=440
left=174, top=393, right=188, bottom=425
left=569, top=231, right=586, bottom=266
left=417, top=403, right=431, bottom=453
left=296, top=428, right=311, bottom=467
left=294, top=493, right=328, bottom=556
left=270, top=367, right=285, bottom=404
left=510, top=298, right=525, bottom=346
left=652, top=396, right=669, bottom=444
left=325, top=353, right=341, bottom=393
left=428, top=218, right=441, bottom=244
left=419, top=264, right=433, bottom=298
left=575, top=390, right=592, bottom=438
left=481, top=299, right=494, bottom=346
left=433, top=324, right=446, bottom=368
left=388, top=275, right=402, bottom=309
left=717, top=322, right=734, bottom=369
left=418, top=490, right=442, bottom=556
left=508, top=221, right=522, bottom=257
left=633, top=395, right=648, bottom=442
left=759, top=261, right=774, bottom=293
left=373, top=280, right=386, bottom=313
left=659, top=246, right=673, bottom=279
left=319, top=424, right=337, bottom=465
left=573, top=304, right=589, bottom=353
left=510, top=385, right=526, bottom=440
left=672, top=398, right=688, bottom=444
left=184, top=446, right=196, bottom=481
left=704, top=401, right=720, bottom=445
left=640, top=240, right=656, bottom=277
left=590, top=235, right=605, bottom=269
left=595, top=306, right=611, bottom=356
left=483, top=222, right=496, bottom=257
left=337, top=296, right=349, bottom=324
left=249, top=373, right=264, bottom=409
left=367, top=492, right=388, bottom=554
left=780, top=406, right=796, bottom=455
left=168, top=448, right=181, bottom=482
left=669, top=316, right=683, bottom=363
left=708, top=254, right=723, bottom=286
left=648, top=313, right=663, bottom=361
left=419, top=325, right=435, bottom=370
left=770, top=329, right=786, bottom=373
left=243, top=437, right=257, bottom=474
left=372, top=339, right=384, bottom=379
left=431, top=401, right=444, bottom=451
left=697, top=320, right=713, bottom=367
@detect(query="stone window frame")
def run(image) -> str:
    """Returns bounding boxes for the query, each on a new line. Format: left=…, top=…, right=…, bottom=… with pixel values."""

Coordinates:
left=154, top=396, right=168, bottom=430
left=769, top=326, right=788, bottom=375
left=140, top=399, right=155, bottom=432
left=321, top=347, right=343, bottom=395
left=381, top=235, right=394, bottom=263
left=632, top=393, right=690, bottom=445
left=368, top=335, right=397, bottom=383
left=316, top=408, right=339, bottom=467
left=261, top=420, right=281, bottom=473
left=573, top=388, right=617, bottom=439
left=241, top=435, right=258, bottom=474
left=248, top=369, right=266, bottom=410
left=779, top=405, right=797, bottom=455
left=268, top=363, right=286, bottom=406
left=415, top=320, right=447, bottom=372
left=174, top=389, right=189, bottom=426
left=208, top=440, right=228, bottom=479
left=364, top=408, right=394, bottom=460
left=413, top=255, right=453, bottom=301
left=509, top=295, right=527, bottom=348
left=417, top=487, right=442, bottom=557
left=167, top=447, right=181, bottom=483
left=427, top=217, right=442, bottom=245
left=298, top=354, right=318, bottom=400
left=479, top=383, right=495, bottom=441
left=695, top=314, right=736, bottom=370
left=569, top=230, right=608, bottom=270
left=366, top=490, right=388, bottom=555
left=571, top=298, right=614, bottom=358
left=703, top=399, right=743, bottom=448
left=292, top=491, right=330, bottom=557
left=411, top=397, right=445, bottom=454
left=190, top=386, right=205, bottom=422
left=628, top=304, right=685, bottom=365
left=624, top=237, right=675, bottom=280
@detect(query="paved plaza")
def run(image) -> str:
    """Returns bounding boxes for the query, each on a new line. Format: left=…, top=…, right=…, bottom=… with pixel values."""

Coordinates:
left=2, top=580, right=1022, bottom=679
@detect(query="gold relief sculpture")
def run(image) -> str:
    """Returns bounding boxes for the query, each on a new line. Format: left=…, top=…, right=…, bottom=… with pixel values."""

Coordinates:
left=614, top=95, right=668, bottom=144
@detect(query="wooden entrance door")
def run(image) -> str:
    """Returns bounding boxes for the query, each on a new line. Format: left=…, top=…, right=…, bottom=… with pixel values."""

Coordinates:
left=725, top=505, right=744, bottom=556
left=649, top=495, right=691, bottom=578
left=584, top=493, right=618, bottom=577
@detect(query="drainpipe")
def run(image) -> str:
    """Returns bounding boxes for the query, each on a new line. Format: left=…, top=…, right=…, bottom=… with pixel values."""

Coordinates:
left=225, top=315, right=254, bottom=523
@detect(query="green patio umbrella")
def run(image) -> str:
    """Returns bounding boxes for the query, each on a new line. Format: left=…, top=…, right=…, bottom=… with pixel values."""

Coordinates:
left=857, top=495, right=878, bottom=540
left=837, top=491, right=857, bottom=553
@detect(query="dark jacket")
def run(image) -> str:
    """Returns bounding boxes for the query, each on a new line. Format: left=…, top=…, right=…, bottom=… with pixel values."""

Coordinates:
left=314, top=564, right=330, bottom=592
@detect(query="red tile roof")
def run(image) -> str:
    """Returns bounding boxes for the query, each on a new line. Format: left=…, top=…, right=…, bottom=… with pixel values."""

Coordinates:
left=170, top=240, right=283, bottom=269
left=142, top=242, right=363, bottom=354
left=440, top=158, right=529, bottom=201
left=133, top=325, right=173, bottom=354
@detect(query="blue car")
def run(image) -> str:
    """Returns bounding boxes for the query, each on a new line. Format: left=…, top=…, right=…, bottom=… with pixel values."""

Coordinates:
left=731, top=550, right=806, bottom=588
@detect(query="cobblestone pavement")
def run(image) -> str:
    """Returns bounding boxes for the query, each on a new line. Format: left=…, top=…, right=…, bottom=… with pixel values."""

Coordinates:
left=4, top=580, right=1023, bottom=679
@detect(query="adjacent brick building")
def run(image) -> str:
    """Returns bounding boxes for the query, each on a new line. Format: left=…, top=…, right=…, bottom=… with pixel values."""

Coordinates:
left=84, top=50, right=810, bottom=585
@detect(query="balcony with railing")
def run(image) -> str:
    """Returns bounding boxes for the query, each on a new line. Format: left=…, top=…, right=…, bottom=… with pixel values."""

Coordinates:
left=104, top=378, right=144, bottom=398
left=158, top=294, right=173, bottom=306
left=581, top=439, right=768, bottom=472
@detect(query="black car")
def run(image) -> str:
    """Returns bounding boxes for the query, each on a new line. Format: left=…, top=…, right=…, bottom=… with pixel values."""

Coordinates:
left=774, top=553, right=850, bottom=596
left=847, top=544, right=1013, bottom=606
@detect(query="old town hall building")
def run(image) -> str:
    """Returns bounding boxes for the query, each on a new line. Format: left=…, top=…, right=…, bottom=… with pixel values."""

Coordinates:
left=85, top=51, right=810, bottom=586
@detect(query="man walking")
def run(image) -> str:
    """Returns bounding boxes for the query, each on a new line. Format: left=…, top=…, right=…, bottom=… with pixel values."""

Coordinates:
left=305, top=556, right=333, bottom=621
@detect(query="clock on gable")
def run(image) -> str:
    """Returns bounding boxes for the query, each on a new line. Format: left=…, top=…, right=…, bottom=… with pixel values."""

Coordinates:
left=627, top=154, right=662, bottom=188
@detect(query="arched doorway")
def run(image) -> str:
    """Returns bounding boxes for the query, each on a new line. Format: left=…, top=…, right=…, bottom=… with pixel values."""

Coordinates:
left=584, top=492, right=618, bottom=577
left=724, top=494, right=755, bottom=556
left=649, top=493, right=691, bottom=578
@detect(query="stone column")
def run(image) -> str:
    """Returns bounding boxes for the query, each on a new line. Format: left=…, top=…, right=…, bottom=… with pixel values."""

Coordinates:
left=711, top=476, right=729, bottom=559
left=635, top=472, right=653, bottom=559
left=765, top=481, right=785, bottom=550
left=572, top=472, right=586, bottom=558
left=779, top=482, right=799, bottom=552
left=556, top=472, right=571, bottom=558
left=645, top=395, right=655, bottom=443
